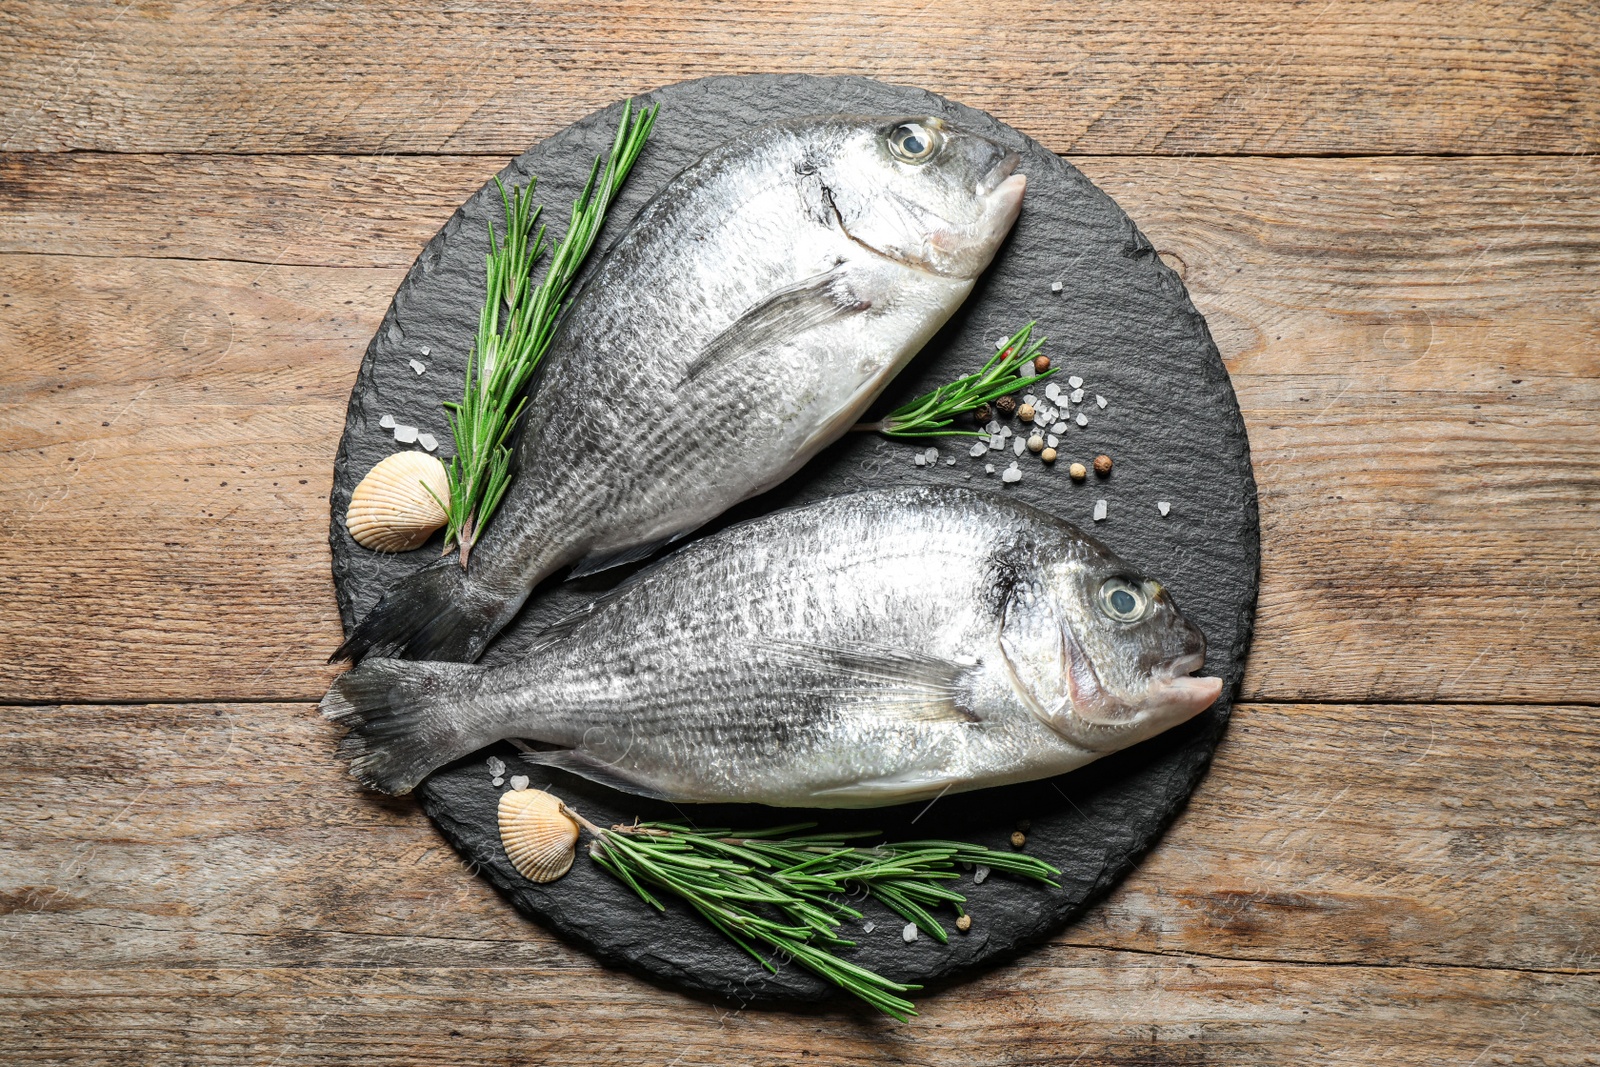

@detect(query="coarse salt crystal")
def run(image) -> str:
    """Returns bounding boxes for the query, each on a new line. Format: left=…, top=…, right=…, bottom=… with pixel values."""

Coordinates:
left=1002, top=464, right=1022, bottom=484
left=1050, top=280, right=1063, bottom=292
left=999, top=426, right=1013, bottom=439
left=1052, top=421, right=1068, bottom=434
left=1096, top=395, right=1107, bottom=409
left=903, top=922, right=919, bottom=943
left=1012, top=438, right=1025, bottom=456
left=487, top=756, right=506, bottom=777
left=924, top=447, right=939, bottom=463
left=491, top=777, right=504, bottom=787
left=408, top=358, right=427, bottom=375
left=394, top=424, right=419, bottom=444
left=985, top=420, right=1003, bottom=435
left=973, top=865, right=991, bottom=885
left=914, top=454, right=927, bottom=467
left=985, top=463, right=995, bottom=475
left=417, top=433, right=438, bottom=452
left=988, top=435, right=1004, bottom=451
left=510, top=775, right=529, bottom=791
left=1158, top=501, right=1172, bottom=516
left=863, top=921, right=875, bottom=933
left=1070, top=388, right=1084, bottom=404
left=1023, top=394, right=1037, bottom=407
left=1068, top=375, right=1083, bottom=388
left=995, top=336, right=1009, bottom=350
left=1045, top=383, right=1060, bottom=400
left=1017, top=362, right=1036, bottom=378
left=1093, top=499, right=1108, bottom=522
left=1047, top=434, right=1059, bottom=448
left=379, top=414, right=396, bottom=429
left=946, top=457, right=956, bottom=466
left=1076, top=413, right=1088, bottom=427
left=969, top=442, right=987, bottom=458
left=419, top=346, right=430, bottom=356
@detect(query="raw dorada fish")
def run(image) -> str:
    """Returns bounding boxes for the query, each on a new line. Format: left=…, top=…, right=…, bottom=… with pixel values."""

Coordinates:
left=335, top=115, right=1027, bottom=664
left=324, top=488, right=1224, bottom=807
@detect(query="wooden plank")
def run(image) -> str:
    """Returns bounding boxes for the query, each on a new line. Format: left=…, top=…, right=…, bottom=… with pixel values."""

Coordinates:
left=1, top=1, right=1596, bottom=156
left=2, top=155, right=1596, bottom=703
left=0, top=701, right=1594, bottom=1063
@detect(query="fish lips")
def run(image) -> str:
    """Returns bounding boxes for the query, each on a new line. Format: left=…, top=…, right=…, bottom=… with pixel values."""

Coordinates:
left=1149, top=652, right=1224, bottom=717
left=976, top=150, right=1023, bottom=197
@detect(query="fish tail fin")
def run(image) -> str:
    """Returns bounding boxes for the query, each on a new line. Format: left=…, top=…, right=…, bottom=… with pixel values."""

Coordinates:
left=330, top=560, right=516, bottom=665
left=321, top=658, right=495, bottom=794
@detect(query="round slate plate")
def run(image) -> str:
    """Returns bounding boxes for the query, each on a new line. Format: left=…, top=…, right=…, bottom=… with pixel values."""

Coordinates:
left=329, top=73, right=1258, bottom=1012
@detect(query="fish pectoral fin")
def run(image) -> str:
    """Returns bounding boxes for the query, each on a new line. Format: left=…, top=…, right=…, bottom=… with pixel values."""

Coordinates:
left=808, top=770, right=964, bottom=805
left=680, top=264, right=871, bottom=385
left=767, top=641, right=980, bottom=725
left=517, top=748, right=675, bottom=801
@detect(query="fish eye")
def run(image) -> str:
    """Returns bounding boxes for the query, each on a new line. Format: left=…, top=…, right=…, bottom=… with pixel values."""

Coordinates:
left=1097, top=577, right=1151, bottom=623
left=888, top=122, right=940, bottom=164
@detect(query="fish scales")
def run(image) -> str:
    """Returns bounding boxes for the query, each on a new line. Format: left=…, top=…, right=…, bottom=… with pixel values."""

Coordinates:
left=334, top=116, right=1027, bottom=666
left=324, top=487, right=1223, bottom=808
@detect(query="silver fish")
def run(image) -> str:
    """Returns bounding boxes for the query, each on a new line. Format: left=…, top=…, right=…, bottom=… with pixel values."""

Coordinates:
left=335, top=115, right=1027, bottom=664
left=323, top=487, right=1224, bottom=807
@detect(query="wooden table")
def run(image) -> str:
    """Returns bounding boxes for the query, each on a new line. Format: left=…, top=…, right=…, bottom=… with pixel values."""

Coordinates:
left=2, top=4, right=1596, bottom=1063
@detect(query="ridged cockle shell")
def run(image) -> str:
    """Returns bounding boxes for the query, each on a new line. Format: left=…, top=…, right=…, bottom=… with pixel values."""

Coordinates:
left=497, top=788, right=580, bottom=883
left=346, top=451, right=449, bottom=552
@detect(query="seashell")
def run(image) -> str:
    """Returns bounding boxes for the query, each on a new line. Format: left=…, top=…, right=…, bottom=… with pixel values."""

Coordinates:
left=346, top=451, right=450, bottom=552
left=498, top=788, right=580, bottom=883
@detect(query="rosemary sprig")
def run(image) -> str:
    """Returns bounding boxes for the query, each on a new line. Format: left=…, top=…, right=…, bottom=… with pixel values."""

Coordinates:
left=563, top=808, right=1060, bottom=1021
left=437, top=100, right=659, bottom=567
left=856, top=322, right=1052, bottom=440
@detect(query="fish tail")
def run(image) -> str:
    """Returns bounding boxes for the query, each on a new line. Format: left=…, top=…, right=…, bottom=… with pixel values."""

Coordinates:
left=321, top=658, right=497, bottom=794
left=329, top=560, right=516, bottom=665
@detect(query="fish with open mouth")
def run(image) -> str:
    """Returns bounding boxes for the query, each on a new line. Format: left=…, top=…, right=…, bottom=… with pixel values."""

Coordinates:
left=335, top=115, right=1027, bottom=664
left=323, top=487, right=1224, bottom=806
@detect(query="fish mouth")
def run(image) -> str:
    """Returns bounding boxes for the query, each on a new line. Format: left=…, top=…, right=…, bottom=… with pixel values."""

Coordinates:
left=976, top=151, right=1022, bottom=197
left=1151, top=652, right=1222, bottom=715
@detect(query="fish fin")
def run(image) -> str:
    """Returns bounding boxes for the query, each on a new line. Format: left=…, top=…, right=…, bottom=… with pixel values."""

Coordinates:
left=680, top=264, right=871, bottom=384
left=767, top=641, right=980, bottom=725
left=807, top=770, right=964, bottom=805
left=518, top=748, right=675, bottom=801
left=330, top=559, right=509, bottom=665
left=567, top=531, right=692, bottom=580
left=321, top=658, right=487, bottom=795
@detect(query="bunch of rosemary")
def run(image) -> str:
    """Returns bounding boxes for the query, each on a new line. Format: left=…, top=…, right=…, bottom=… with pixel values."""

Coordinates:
left=437, top=100, right=658, bottom=567
left=857, top=322, right=1052, bottom=440
left=565, top=812, right=1060, bottom=1021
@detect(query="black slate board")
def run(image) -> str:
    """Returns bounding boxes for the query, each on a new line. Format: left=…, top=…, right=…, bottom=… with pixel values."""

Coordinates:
left=328, top=74, right=1258, bottom=1013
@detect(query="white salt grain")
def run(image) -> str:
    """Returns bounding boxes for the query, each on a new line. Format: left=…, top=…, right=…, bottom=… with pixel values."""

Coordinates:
left=394, top=424, right=419, bottom=444
left=1070, top=388, right=1084, bottom=404
left=946, top=457, right=956, bottom=466
left=914, top=454, right=927, bottom=467
left=986, top=420, right=1003, bottom=435
left=984, top=463, right=995, bottom=475
left=988, top=435, right=1004, bottom=451
left=999, top=426, right=1013, bottom=439
left=924, top=447, right=940, bottom=464
left=1096, top=395, right=1107, bottom=409
left=1047, top=434, right=1059, bottom=448
left=408, top=358, right=427, bottom=375
left=510, top=775, right=530, bottom=791
left=1013, top=437, right=1025, bottom=456
left=1052, top=421, right=1069, bottom=434
left=379, top=414, right=396, bottom=429
left=491, top=777, right=504, bottom=787
left=973, top=865, right=991, bottom=885
left=487, top=756, right=506, bottom=777
left=969, top=442, right=987, bottom=458
left=1093, top=499, right=1108, bottom=522
left=419, top=346, right=431, bottom=356
left=1002, top=464, right=1022, bottom=484
left=1017, top=362, right=1036, bottom=378
left=903, top=922, right=919, bottom=943
left=1023, top=394, right=1037, bottom=407
left=1045, top=383, right=1060, bottom=400
left=995, top=336, right=1009, bottom=350
left=418, top=433, right=438, bottom=452
left=863, top=921, right=875, bottom=933
left=1076, top=413, right=1088, bottom=427
left=1050, top=280, right=1063, bottom=293
left=1068, top=375, right=1083, bottom=389
left=1158, top=501, right=1172, bottom=516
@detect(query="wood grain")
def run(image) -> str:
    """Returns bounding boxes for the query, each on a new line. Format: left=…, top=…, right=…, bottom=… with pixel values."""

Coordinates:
left=1, top=2, right=1596, bottom=157
left=1, top=700, right=1593, bottom=1063
left=1, top=155, right=1595, bottom=704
